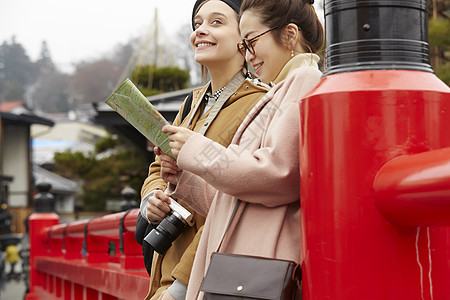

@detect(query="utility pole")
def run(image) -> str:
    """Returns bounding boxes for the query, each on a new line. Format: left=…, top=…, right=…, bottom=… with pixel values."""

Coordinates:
left=148, top=8, right=158, bottom=90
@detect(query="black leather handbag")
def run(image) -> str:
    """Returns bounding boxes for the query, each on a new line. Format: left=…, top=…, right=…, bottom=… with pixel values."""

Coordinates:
left=199, top=200, right=302, bottom=300
left=200, top=252, right=301, bottom=300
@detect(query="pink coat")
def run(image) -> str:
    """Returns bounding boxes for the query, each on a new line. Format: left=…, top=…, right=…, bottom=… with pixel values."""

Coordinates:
left=168, top=54, right=322, bottom=299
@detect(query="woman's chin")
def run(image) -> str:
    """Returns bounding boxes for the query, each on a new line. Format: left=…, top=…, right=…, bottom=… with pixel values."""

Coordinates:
left=258, top=73, right=270, bottom=84
left=195, top=55, right=214, bottom=65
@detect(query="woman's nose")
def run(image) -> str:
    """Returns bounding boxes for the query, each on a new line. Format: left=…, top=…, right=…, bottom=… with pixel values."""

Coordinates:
left=195, top=25, right=208, bottom=36
left=245, top=50, right=255, bottom=62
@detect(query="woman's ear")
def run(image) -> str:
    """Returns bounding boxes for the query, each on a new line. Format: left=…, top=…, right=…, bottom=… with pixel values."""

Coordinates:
left=285, top=23, right=300, bottom=48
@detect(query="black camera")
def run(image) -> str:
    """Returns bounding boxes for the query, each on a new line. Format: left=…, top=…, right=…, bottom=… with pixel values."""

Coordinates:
left=144, top=198, right=193, bottom=255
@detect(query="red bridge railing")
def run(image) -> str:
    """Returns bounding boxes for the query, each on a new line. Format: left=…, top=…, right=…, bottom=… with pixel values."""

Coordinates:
left=26, top=209, right=149, bottom=300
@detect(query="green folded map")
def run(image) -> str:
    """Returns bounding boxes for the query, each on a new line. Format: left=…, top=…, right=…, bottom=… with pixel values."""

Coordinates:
left=105, top=78, right=175, bottom=159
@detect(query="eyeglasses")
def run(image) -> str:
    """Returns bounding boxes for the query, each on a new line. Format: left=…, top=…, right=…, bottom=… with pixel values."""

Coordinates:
left=237, top=27, right=278, bottom=56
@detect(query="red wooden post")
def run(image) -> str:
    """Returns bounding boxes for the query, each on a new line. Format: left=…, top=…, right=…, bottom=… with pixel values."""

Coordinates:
left=26, top=209, right=148, bottom=299
left=65, top=219, right=89, bottom=260
left=121, top=208, right=145, bottom=269
left=85, top=212, right=125, bottom=264
left=48, top=223, right=67, bottom=257
left=26, top=213, right=59, bottom=298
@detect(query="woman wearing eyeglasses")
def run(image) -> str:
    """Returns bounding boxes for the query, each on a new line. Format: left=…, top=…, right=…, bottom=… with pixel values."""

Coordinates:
left=160, top=0, right=323, bottom=298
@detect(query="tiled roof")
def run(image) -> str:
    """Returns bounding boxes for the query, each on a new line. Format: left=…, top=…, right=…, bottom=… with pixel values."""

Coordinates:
left=33, top=164, right=79, bottom=194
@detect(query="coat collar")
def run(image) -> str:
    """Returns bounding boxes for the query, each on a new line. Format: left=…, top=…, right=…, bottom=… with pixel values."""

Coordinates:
left=272, top=53, right=320, bottom=84
left=187, top=70, right=268, bottom=129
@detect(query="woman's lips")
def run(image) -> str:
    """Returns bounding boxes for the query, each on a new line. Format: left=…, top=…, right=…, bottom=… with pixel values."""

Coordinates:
left=253, top=62, right=263, bottom=74
left=196, top=41, right=216, bottom=49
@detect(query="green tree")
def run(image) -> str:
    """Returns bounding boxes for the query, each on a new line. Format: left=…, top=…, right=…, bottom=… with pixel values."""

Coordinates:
left=53, top=135, right=148, bottom=211
left=428, top=0, right=450, bottom=85
left=30, top=41, right=72, bottom=113
left=36, top=41, right=55, bottom=74
left=32, top=71, right=70, bottom=113
left=0, top=37, right=36, bottom=101
left=130, top=64, right=190, bottom=96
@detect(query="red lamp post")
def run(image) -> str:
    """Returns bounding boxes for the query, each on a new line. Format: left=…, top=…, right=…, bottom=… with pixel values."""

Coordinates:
left=299, top=1, right=450, bottom=299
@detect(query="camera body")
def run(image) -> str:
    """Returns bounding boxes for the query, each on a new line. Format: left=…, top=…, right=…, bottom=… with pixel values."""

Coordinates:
left=144, top=198, right=193, bottom=255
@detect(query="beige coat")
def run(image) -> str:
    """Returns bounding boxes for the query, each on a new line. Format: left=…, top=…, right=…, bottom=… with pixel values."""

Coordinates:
left=167, top=54, right=322, bottom=299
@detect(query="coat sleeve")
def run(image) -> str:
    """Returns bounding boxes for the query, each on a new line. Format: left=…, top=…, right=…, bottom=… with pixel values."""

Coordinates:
left=171, top=226, right=203, bottom=286
left=166, top=171, right=217, bottom=216
left=177, top=68, right=321, bottom=207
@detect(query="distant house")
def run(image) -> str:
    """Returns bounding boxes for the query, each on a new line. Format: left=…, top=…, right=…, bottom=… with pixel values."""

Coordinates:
left=33, top=164, right=79, bottom=218
left=0, top=101, right=54, bottom=233
left=30, top=117, right=110, bottom=218
left=31, top=120, right=109, bottom=166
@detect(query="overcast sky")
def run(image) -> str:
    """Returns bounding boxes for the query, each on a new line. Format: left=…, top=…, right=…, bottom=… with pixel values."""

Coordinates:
left=0, top=0, right=194, bottom=72
left=1, top=0, right=324, bottom=73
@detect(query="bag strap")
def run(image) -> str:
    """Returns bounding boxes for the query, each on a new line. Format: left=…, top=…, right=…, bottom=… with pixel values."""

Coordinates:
left=197, top=71, right=245, bottom=136
left=215, top=200, right=303, bottom=279
left=181, top=91, right=193, bottom=122
left=195, top=200, right=241, bottom=300
left=216, top=200, right=241, bottom=252
left=212, top=199, right=302, bottom=292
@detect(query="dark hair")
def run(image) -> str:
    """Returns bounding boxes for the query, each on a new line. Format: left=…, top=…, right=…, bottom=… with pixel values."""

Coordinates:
left=240, top=0, right=323, bottom=54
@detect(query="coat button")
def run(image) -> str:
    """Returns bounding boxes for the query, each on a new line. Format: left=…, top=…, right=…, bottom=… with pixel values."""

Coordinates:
left=237, top=286, right=243, bottom=291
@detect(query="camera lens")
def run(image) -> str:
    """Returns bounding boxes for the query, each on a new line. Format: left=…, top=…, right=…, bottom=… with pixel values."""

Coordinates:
left=144, top=212, right=188, bottom=255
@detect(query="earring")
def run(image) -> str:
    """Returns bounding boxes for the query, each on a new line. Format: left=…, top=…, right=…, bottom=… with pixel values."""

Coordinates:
left=291, top=49, right=294, bottom=57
